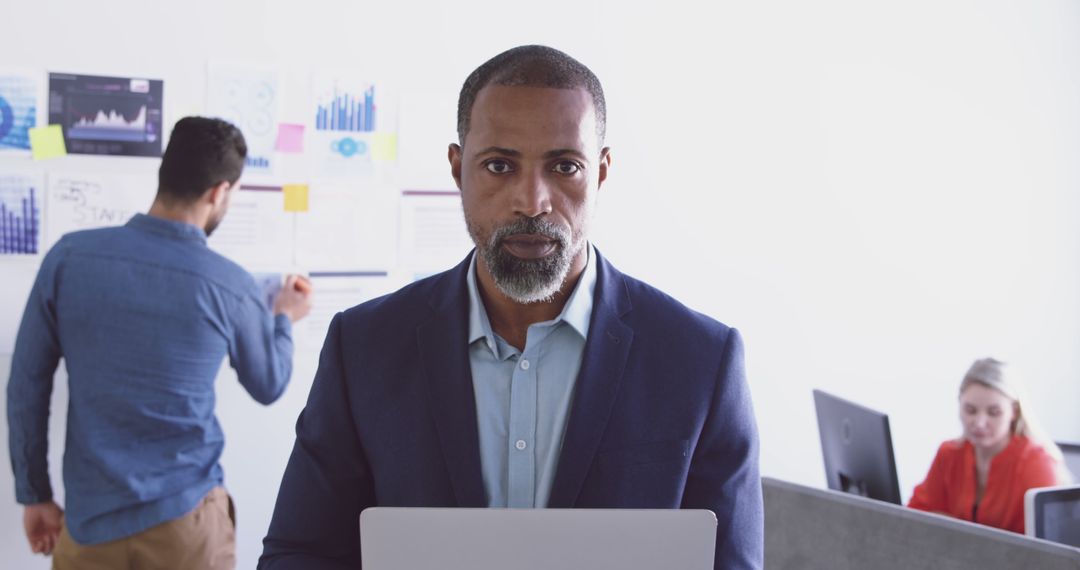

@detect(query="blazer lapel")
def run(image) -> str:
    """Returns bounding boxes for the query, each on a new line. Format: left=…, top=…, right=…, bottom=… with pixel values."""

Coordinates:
left=547, top=251, right=634, bottom=508
left=416, top=254, right=487, bottom=508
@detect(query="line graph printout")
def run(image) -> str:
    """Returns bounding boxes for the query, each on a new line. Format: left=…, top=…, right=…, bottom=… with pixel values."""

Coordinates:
left=206, top=63, right=279, bottom=176
left=0, top=72, right=38, bottom=152
left=0, top=173, right=43, bottom=254
left=48, top=73, right=164, bottom=157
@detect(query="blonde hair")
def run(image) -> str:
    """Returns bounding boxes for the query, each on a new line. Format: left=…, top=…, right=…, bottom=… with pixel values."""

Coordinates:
left=959, top=358, right=1066, bottom=466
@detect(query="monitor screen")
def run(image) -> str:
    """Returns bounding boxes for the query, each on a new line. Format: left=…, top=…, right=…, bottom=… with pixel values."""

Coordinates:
left=1056, top=442, right=1080, bottom=482
left=1025, top=485, right=1080, bottom=547
left=813, top=389, right=902, bottom=504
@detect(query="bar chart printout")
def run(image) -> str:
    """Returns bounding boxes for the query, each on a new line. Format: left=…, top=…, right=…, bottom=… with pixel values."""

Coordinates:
left=315, top=82, right=376, bottom=132
left=0, top=176, right=40, bottom=254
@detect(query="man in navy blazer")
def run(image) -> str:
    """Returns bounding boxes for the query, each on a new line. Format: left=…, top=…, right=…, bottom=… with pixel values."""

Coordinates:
left=261, top=45, right=762, bottom=569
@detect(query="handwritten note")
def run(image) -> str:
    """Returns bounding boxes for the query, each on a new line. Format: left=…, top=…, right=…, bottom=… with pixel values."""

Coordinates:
left=46, top=174, right=153, bottom=248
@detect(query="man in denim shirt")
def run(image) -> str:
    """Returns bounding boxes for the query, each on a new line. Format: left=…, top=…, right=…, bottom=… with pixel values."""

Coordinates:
left=8, top=117, right=312, bottom=569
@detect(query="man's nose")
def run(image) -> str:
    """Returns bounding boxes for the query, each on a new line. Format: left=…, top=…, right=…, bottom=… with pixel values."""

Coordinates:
left=511, top=170, right=553, bottom=219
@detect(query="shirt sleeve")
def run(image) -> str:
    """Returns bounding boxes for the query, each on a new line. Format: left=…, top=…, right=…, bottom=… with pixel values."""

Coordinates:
left=7, top=243, right=66, bottom=505
left=228, top=288, right=294, bottom=405
left=1017, top=445, right=1069, bottom=491
left=908, top=442, right=951, bottom=513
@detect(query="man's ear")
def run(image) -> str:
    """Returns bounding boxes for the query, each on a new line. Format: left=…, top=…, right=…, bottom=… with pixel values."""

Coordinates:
left=597, top=147, right=612, bottom=189
left=448, top=143, right=463, bottom=191
left=206, top=181, right=231, bottom=207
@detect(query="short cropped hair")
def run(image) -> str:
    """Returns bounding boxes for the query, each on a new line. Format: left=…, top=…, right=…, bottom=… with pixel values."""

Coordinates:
left=157, top=117, right=247, bottom=203
left=456, top=45, right=606, bottom=146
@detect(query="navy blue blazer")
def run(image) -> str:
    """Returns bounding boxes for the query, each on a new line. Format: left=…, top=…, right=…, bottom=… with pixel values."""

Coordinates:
left=260, top=251, right=763, bottom=569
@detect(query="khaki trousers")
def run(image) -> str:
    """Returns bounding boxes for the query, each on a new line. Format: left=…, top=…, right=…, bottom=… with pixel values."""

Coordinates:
left=53, top=487, right=236, bottom=570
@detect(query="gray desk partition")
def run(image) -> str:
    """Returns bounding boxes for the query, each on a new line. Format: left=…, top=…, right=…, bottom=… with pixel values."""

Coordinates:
left=763, top=477, right=1080, bottom=570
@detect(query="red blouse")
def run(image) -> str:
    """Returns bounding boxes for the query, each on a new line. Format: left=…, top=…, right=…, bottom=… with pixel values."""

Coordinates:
left=908, top=436, right=1066, bottom=533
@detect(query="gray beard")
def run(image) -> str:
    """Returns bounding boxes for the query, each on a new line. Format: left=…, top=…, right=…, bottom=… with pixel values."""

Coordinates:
left=469, top=216, right=580, bottom=304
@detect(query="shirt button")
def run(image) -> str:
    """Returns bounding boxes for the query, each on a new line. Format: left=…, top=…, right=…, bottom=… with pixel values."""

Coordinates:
left=515, top=440, right=527, bottom=450
left=520, top=359, right=530, bottom=370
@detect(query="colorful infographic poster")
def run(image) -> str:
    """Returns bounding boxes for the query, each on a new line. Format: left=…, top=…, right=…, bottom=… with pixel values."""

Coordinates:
left=0, top=73, right=38, bottom=152
left=48, top=72, right=164, bottom=157
left=0, top=174, right=43, bottom=254
left=309, top=73, right=397, bottom=177
left=206, top=62, right=280, bottom=176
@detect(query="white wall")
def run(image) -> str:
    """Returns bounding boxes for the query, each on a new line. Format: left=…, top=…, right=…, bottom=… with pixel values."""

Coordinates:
left=2, top=0, right=1079, bottom=567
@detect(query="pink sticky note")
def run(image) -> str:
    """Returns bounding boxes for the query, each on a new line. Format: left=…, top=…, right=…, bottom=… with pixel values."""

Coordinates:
left=275, top=123, right=305, bottom=153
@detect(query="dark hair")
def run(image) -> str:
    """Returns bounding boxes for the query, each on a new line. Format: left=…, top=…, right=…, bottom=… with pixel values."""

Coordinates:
left=457, top=45, right=606, bottom=146
left=157, top=117, right=247, bottom=203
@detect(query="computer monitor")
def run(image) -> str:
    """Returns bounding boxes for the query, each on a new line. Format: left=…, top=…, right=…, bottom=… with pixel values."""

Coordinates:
left=813, top=389, right=902, bottom=504
left=1025, top=485, right=1080, bottom=547
left=1055, top=442, right=1080, bottom=482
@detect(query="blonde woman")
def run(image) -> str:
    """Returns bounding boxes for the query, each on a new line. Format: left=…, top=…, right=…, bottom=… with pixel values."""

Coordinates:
left=908, top=358, right=1070, bottom=533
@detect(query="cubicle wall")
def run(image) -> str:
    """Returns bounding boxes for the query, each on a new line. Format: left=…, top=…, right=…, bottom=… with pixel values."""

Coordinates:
left=763, top=477, right=1080, bottom=570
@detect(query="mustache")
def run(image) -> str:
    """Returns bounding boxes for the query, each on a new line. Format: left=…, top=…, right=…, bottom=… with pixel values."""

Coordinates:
left=489, top=217, right=570, bottom=247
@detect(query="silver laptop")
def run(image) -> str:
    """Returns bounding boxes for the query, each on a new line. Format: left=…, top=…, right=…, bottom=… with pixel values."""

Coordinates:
left=360, top=507, right=717, bottom=570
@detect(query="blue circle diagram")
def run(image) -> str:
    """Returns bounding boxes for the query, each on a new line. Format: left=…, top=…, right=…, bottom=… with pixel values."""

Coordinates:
left=331, top=137, right=368, bottom=158
left=0, top=96, right=14, bottom=142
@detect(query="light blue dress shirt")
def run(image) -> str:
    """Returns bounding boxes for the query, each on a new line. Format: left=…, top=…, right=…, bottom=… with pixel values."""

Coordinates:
left=466, top=245, right=597, bottom=508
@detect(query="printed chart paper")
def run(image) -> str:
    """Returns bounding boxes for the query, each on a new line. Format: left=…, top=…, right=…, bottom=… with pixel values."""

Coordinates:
left=48, top=73, right=164, bottom=157
left=0, top=72, right=39, bottom=152
left=207, top=185, right=293, bottom=271
left=0, top=172, right=44, bottom=254
left=206, top=63, right=280, bottom=176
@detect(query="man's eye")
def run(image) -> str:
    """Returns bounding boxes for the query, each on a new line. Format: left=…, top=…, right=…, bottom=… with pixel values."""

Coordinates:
left=553, top=161, right=580, bottom=175
left=485, top=160, right=512, bottom=174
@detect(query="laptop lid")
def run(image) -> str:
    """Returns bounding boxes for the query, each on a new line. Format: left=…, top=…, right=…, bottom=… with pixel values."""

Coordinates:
left=360, top=507, right=717, bottom=570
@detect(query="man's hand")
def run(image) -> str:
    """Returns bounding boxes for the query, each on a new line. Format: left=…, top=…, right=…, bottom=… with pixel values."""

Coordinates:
left=273, top=274, right=314, bottom=323
left=24, top=501, right=63, bottom=555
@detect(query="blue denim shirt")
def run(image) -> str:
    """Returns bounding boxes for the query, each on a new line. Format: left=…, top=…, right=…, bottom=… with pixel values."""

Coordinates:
left=467, top=245, right=596, bottom=508
left=7, top=213, right=293, bottom=545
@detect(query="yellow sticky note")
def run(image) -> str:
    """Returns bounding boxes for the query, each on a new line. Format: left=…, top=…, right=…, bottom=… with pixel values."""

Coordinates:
left=283, top=184, right=309, bottom=212
left=371, top=132, right=397, bottom=161
left=29, top=125, right=67, bottom=160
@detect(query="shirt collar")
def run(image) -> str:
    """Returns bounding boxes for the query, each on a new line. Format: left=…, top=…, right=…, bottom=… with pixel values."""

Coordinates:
left=467, top=243, right=597, bottom=350
left=126, top=213, right=208, bottom=244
